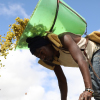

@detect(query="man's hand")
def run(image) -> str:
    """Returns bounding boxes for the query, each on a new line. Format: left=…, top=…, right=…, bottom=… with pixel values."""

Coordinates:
left=79, top=91, right=92, bottom=100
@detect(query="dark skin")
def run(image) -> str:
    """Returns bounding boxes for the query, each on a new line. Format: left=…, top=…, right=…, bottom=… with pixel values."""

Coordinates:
left=34, top=32, right=93, bottom=100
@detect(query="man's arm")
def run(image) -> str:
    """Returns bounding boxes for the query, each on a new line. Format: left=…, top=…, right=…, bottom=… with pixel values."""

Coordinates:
left=59, top=33, right=93, bottom=99
left=54, top=65, right=67, bottom=100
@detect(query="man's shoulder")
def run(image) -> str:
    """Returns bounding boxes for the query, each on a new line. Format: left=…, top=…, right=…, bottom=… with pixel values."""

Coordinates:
left=58, top=32, right=72, bottom=38
left=58, top=32, right=81, bottom=44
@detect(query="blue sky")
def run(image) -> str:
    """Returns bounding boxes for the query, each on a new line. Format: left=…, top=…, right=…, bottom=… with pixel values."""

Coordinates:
left=0, top=0, right=100, bottom=100
left=0, top=0, right=100, bottom=37
left=66, top=0, right=100, bottom=35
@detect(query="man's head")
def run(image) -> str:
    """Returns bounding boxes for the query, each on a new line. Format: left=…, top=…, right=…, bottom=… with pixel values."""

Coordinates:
left=26, top=36, right=56, bottom=62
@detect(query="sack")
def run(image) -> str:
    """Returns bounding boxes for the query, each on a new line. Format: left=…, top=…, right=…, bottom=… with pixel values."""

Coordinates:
left=87, top=31, right=100, bottom=43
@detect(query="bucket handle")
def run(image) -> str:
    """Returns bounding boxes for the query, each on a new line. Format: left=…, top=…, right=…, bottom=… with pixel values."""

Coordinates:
left=50, top=0, right=87, bottom=35
left=50, top=0, right=59, bottom=32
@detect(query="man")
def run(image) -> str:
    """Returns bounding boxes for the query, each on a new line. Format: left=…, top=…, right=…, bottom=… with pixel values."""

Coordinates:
left=26, top=32, right=100, bottom=100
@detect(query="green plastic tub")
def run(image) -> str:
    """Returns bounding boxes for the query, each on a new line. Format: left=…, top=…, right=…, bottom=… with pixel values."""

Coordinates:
left=15, top=0, right=87, bottom=50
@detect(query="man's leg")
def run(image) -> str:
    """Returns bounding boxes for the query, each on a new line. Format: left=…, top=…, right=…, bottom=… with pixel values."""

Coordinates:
left=89, top=49, right=100, bottom=100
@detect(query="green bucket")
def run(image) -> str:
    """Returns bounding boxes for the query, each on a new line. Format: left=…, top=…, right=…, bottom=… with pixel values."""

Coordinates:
left=15, top=0, right=87, bottom=50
